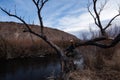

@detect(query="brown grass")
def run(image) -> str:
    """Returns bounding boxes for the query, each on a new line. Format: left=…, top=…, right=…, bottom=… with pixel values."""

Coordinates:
left=0, top=22, right=120, bottom=80
left=69, top=26, right=120, bottom=80
left=69, top=43, right=120, bottom=80
left=0, top=22, right=78, bottom=59
left=0, top=35, right=77, bottom=59
left=70, top=68, right=120, bottom=80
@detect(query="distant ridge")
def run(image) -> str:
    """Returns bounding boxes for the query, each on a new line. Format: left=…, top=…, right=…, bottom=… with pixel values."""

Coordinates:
left=0, top=22, right=78, bottom=44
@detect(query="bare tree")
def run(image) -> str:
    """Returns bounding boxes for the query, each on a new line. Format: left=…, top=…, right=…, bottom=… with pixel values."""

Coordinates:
left=0, top=0, right=69, bottom=79
left=87, top=0, right=120, bottom=37
left=65, top=34, right=120, bottom=53
left=1, top=0, right=120, bottom=80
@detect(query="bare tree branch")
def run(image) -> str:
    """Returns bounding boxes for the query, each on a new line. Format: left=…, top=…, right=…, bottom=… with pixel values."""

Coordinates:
left=86, top=33, right=120, bottom=48
left=65, top=34, right=120, bottom=53
left=0, top=7, right=32, bottom=32
left=87, top=2, right=99, bottom=27
left=88, top=0, right=106, bottom=36
left=40, top=0, right=48, bottom=10
left=0, top=2, right=68, bottom=76
left=98, top=0, right=108, bottom=15
left=104, top=13, right=120, bottom=30
left=32, top=0, right=48, bottom=35
left=65, top=36, right=107, bottom=53
left=88, top=0, right=120, bottom=37
left=37, top=0, right=40, bottom=4
left=93, top=0, right=103, bottom=30
left=1, top=0, right=120, bottom=79
left=0, top=6, right=65, bottom=58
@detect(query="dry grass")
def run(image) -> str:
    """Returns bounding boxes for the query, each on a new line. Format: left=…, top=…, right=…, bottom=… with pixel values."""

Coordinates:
left=0, top=22, right=78, bottom=59
left=69, top=44, right=120, bottom=80
left=69, top=26, right=120, bottom=80
left=70, top=68, right=120, bottom=80
left=0, top=22, right=120, bottom=80
left=0, top=35, right=76, bottom=59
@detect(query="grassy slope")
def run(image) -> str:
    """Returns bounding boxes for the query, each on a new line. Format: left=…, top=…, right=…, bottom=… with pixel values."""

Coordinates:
left=70, top=40, right=120, bottom=80
left=0, top=22, right=78, bottom=59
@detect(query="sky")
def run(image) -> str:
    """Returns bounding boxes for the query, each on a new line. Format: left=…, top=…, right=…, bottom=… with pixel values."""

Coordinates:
left=0, top=0, right=120, bottom=38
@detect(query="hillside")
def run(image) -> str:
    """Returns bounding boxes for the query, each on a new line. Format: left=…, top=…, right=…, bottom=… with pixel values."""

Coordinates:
left=0, top=22, right=78, bottom=59
left=0, top=22, right=78, bottom=42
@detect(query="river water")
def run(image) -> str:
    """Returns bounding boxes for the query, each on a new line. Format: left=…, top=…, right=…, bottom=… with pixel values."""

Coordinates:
left=0, top=57, right=61, bottom=80
left=0, top=56, right=84, bottom=80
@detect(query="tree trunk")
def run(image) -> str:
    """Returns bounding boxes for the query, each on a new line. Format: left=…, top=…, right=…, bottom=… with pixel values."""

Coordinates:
left=100, top=29, right=108, bottom=37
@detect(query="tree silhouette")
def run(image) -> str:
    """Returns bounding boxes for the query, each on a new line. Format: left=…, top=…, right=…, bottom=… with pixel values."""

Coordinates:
left=1, top=0, right=120, bottom=79
left=87, top=0, right=120, bottom=36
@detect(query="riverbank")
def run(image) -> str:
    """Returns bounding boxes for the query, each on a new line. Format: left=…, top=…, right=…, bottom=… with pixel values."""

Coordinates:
left=0, top=56, right=61, bottom=80
left=69, top=43, right=120, bottom=80
left=0, top=22, right=78, bottom=60
left=0, top=41, right=120, bottom=80
left=70, top=68, right=120, bottom=80
left=0, top=37, right=77, bottom=59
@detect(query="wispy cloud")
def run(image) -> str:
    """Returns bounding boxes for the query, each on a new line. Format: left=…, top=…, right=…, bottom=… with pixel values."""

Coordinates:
left=0, top=0, right=120, bottom=36
left=51, top=0, right=120, bottom=33
left=42, top=0, right=88, bottom=29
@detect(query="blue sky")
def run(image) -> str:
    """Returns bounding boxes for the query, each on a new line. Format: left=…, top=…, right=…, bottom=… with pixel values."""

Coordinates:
left=0, top=0, right=120, bottom=37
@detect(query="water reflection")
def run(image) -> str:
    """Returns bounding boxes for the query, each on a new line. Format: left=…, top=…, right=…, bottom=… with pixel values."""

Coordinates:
left=0, top=57, right=61, bottom=80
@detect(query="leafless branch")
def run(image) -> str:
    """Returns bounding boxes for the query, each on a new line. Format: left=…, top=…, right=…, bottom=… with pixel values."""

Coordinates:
left=88, top=0, right=106, bottom=36
left=37, top=0, right=40, bottom=4
left=32, top=0, right=48, bottom=35
left=76, top=36, right=107, bottom=46
left=65, top=36, right=107, bottom=53
left=93, top=0, right=103, bottom=30
left=87, top=2, right=99, bottom=27
left=1, top=0, right=120, bottom=78
left=0, top=7, right=32, bottom=32
left=104, top=13, right=120, bottom=30
left=65, top=34, right=120, bottom=53
left=103, top=3, right=120, bottom=30
left=88, top=0, right=120, bottom=36
left=98, top=0, right=108, bottom=15
left=0, top=1, right=65, bottom=61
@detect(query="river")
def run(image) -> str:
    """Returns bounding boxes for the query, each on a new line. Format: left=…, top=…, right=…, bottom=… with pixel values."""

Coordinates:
left=0, top=56, right=61, bottom=80
left=0, top=56, right=84, bottom=80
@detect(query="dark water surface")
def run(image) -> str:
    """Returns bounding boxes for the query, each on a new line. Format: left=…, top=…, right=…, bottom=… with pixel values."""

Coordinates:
left=0, top=57, right=61, bottom=80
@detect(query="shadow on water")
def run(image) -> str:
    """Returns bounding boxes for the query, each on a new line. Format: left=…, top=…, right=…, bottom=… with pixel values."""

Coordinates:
left=0, top=56, right=61, bottom=80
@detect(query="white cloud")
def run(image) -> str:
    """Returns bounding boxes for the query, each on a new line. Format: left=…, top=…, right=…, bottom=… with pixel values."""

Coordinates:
left=0, top=0, right=120, bottom=36
left=52, top=0, right=120, bottom=34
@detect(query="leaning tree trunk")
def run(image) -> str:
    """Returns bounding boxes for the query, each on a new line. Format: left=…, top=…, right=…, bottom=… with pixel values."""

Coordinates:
left=40, top=36, right=76, bottom=80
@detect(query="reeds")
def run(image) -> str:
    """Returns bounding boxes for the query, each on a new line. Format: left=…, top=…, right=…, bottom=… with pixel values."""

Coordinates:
left=69, top=26, right=120, bottom=80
